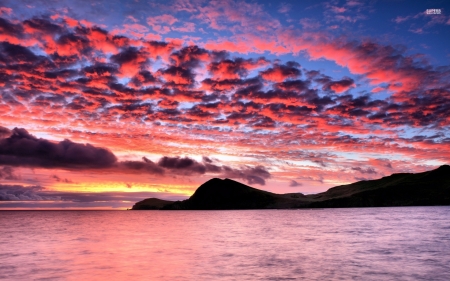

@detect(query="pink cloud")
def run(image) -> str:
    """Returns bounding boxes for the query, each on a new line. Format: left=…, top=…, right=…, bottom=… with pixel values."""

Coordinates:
left=127, top=15, right=139, bottom=23
left=147, top=14, right=179, bottom=34
left=172, top=22, right=196, bottom=33
left=393, top=15, right=410, bottom=23
left=331, top=6, right=346, bottom=13
left=278, top=3, right=291, bottom=14
left=409, top=28, right=424, bottom=34
left=299, top=18, right=321, bottom=30
left=0, top=7, right=12, bottom=16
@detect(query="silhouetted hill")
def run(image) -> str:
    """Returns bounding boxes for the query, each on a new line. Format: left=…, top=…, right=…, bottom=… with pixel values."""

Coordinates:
left=131, top=198, right=174, bottom=210
left=131, top=165, right=450, bottom=210
left=161, top=178, right=309, bottom=210
left=306, top=165, right=450, bottom=208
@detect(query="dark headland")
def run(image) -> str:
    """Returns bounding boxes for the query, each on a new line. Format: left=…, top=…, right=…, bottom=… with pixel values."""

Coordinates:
left=131, top=165, right=450, bottom=210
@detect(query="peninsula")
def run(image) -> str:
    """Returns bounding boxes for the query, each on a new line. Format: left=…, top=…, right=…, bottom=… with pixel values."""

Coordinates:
left=132, top=165, right=450, bottom=210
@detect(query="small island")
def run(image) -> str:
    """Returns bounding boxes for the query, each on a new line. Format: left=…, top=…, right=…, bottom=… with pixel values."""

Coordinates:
left=132, top=165, right=450, bottom=210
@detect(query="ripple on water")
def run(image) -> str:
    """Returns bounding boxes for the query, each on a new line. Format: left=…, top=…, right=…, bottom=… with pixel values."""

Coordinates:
left=0, top=207, right=449, bottom=281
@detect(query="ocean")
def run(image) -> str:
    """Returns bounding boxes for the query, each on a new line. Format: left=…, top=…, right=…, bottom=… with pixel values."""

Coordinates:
left=1, top=207, right=449, bottom=280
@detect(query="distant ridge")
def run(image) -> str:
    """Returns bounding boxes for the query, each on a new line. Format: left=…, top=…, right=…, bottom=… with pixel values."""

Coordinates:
left=131, top=165, right=450, bottom=210
left=131, top=198, right=175, bottom=210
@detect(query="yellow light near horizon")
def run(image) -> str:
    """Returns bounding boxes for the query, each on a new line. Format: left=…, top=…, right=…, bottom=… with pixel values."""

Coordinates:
left=47, top=181, right=197, bottom=196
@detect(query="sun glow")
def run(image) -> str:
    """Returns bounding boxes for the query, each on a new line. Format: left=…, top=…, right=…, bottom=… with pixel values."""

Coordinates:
left=48, top=181, right=196, bottom=196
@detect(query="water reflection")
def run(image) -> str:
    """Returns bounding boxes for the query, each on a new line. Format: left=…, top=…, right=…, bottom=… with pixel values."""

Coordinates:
left=1, top=207, right=449, bottom=280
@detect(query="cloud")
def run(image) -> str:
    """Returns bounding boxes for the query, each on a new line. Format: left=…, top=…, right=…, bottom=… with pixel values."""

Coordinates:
left=0, top=126, right=272, bottom=182
left=147, top=14, right=178, bottom=34
left=120, top=157, right=165, bottom=175
left=299, top=18, right=321, bottom=30
left=110, top=47, right=149, bottom=77
left=0, top=12, right=448, bottom=185
left=278, top=3, right=291, bottom=14
left=208, top=57, right=269, bottom=80
left=172, top=22, right=196, bottom=33
left=158, top=156, right=207, bottom=174
left=0, top=184, right=185, bottom=203
left=315, top=75, right=355, bottom=93
left=119, top=155, right=271, bottom=184
left=221, top=165, right=271, bottom=185
left=0, top=41, right=41, bottom=64
left=393, top=16, right=410, bottom=23
left=202, top=156, right=213, bottom=163
left=195, top=0, right=280, bottom=32
left=0, top=126, right=11, bottom=138
left=170, top=45, right=210, bottom=69
left=260, top=62, right=301, bottom=82
left=52, top=175, right=73, bottom=183
left=0, top=7, right=12, bottom=16
left=0, top=184, right=60, bottom=201
left=0, top=166, right=19, bottom=180
left=0, top=127, right=117, bottom=169
left=351, top=167, right=377, bottom=174
left=289, top=180, right=302, bottom=187
left=159, top=66, right=196, bottom=87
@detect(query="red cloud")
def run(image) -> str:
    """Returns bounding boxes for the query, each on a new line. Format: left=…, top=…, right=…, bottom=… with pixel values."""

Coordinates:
left=260, top=63, right=301, bottom=82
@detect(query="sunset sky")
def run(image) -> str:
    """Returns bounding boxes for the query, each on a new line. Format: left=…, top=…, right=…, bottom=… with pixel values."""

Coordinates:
left=0, top=0, right=449, bottom=209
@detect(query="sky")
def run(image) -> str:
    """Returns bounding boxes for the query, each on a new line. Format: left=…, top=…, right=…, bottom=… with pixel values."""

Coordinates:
left=0, top=0, right=449, bottom=209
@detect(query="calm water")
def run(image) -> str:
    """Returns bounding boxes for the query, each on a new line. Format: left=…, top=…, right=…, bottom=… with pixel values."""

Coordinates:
left=1, top=207, right=449, bottom=281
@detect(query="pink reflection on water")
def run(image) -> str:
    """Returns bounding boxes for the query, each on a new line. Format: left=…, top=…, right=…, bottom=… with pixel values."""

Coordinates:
left=1, top=208, right=450, bottom=280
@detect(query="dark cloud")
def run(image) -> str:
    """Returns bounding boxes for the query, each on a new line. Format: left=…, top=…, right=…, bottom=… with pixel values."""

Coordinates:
left=170, top=45, right=209, bottom=69
left=159, top=66, right=195, bottom=87
left=317, top=76, right=355, bottom=93
left=110, top=47, right=147, bottom=66
left=351, top=167, right=377, bottom=174
left=158, top=156, right=206, bottom=174
left=118, top=155, right=271, bottom=183
left=0, top=184, right=60, bottom=201
left=23, top=18, right=64, bottom=34
left=130, top=70, right=158, bottom=87
left=49, top=52, right=79, bottom=67
left=221, top=165, right=271, bottom=185
left=251, top=116, right=276, bottom=128
left=208, top=57, right=268, bottom=80
left=202, top=77, right=261, bottom=91
left=0, top=126, right=11, bottom=139
left=0, top=42, right=40, bottom=64
left=56, top=33, right=91, bottom=55
left=120, top=157, right=165, bottom=175
left=260, top=63, right=301, bottom=82
left=52, top=175, right=73, bottom=183
left=202, top=156, right=213, bottom=163
left=0, top=127, right=117, bottom=169
left=289, top=180, right=302, bottom=187
left=83, top=63, right=118, bottom=77
left=0, top=17, right=23, bottom=37
left=274, top=79, right=310, bottom=91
